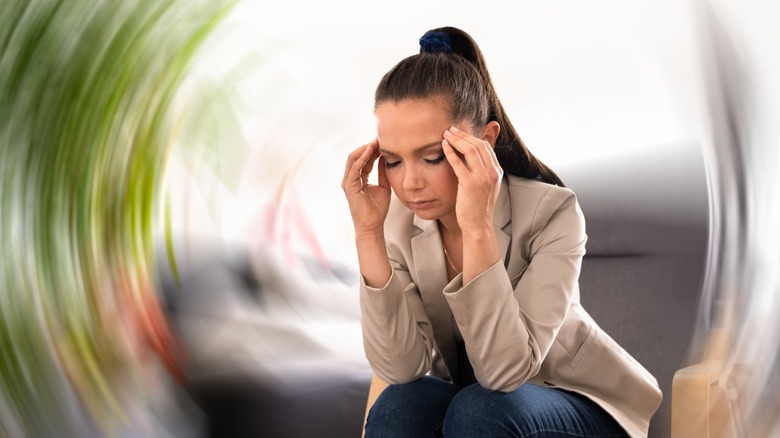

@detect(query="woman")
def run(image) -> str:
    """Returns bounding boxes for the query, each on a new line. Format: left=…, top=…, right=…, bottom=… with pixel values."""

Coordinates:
left=341, top=26, right=661, bottom=437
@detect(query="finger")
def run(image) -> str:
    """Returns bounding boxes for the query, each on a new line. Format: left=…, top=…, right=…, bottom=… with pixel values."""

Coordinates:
left=443, top=127, right=487, bottom=171
left=343, top=139, right=378, bottom=182
left=343, top=143, right=370, bottom=183
left=344, top=138, right=378, bottom=176
left=476, top=140, right=500, bottom=176
left=361, top=140, right=381, bottom=183
left=378, top=156, right=390, bottom=189
left=441, top=134, right=470, bottom=172
left=442, top=138, right=471, bottom=180
left=464, top=137, right=494, bottom=176
left=487, top=142, right=502, bottom=176
left=450, top=127, right=501, bottom=181
left=470, top=139, right=503, bottom=187
left=344, top=141, right=376, bottom=191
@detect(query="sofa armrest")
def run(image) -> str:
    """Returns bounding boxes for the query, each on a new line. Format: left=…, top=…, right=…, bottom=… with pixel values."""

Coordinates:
left=362, top=373, right=389, bottom=438
left=672, top=329, right=737, bottom=438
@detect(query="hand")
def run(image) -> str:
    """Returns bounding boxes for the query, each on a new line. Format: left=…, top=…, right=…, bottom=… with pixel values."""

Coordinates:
left=441, top=126, right=503, bottom=231
left=341, top=138, right=391, bottom=235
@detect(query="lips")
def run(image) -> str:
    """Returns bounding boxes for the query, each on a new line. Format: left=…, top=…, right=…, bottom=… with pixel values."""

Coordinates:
left=408, top=200, right=435, bottom=210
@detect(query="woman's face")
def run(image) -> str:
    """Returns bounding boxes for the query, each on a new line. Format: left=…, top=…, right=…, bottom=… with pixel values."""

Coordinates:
left=375, top=98, right=472, bottom=222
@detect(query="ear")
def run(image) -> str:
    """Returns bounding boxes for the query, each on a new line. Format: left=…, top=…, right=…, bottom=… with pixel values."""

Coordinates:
left=480, top=121, right=500, bottom=148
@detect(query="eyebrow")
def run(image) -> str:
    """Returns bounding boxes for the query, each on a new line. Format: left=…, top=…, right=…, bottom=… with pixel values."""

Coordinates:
left=379, top=141, right=442, bottom=157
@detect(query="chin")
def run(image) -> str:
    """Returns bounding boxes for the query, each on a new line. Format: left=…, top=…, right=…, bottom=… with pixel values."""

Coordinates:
left=398, top=198, right=451, bottom=221
left=412, top=211, right=442, bottom=221
left=403, top=205, right=444, bottom=221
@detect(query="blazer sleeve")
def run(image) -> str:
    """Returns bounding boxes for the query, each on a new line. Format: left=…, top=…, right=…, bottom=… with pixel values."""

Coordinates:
left=443, top=187, right=587, bottom=392
left=359, top=256, right=436, bottom=385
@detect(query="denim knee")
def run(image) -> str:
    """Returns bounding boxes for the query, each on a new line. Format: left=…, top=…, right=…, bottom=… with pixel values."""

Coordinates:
left=444, top=384, right=514, bottom=437
left=365, top=376, right=460, bottom=438
left=369, top=378, right=430, bottom=419
left=443, top=383, right=628, bottom=437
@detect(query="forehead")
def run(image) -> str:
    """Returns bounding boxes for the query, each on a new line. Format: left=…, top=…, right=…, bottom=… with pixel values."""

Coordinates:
left=375, top=98, right=452, bottom=151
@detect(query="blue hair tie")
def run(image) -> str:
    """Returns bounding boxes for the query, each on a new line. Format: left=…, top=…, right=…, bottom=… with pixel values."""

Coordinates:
left=419, top=31, right=452, bottom=53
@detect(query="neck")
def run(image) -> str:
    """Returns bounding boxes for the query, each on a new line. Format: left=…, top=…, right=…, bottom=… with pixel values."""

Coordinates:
left=438, top=215, right=463, bottom=242
left=437, top=214, right=461, bottom=240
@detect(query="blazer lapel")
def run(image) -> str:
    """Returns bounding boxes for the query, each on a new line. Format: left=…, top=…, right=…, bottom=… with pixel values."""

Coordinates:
left=494, top=177, right=512, bottom=266
left=410, top=216, right=458, bottom=378
left=407, top=177, right=513, bottom=380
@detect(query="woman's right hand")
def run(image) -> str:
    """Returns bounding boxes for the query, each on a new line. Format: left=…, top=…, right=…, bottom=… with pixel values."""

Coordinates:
left=341, top=138, right=391, bottom=235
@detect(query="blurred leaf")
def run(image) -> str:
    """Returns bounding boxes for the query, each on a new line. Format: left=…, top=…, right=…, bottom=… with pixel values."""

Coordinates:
left=0, top=0, right=236, bottom=435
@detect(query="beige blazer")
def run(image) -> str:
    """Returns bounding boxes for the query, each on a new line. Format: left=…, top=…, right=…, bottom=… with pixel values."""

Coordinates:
left=359, top=175, right=662, bottom=437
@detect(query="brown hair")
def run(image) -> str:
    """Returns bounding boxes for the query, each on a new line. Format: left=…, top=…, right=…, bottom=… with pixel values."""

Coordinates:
left=374, top=26, right=564, bottom=187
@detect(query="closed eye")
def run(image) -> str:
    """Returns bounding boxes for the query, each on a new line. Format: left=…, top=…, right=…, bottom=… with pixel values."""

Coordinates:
left=425, top=155, right=445, bottom=165
left=384, top=160, right=401, bottom=169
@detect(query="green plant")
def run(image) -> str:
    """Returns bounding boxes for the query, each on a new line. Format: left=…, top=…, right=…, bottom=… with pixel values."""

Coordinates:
left=0, top=0, right=236, bottom=435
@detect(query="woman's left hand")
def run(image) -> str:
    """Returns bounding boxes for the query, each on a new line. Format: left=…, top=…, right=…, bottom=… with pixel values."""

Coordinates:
left=441, top=125, right=503, bottom=232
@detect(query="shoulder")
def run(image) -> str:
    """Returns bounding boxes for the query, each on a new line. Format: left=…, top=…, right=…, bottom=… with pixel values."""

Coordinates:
left=505, top=174, right=577, bottom=206
left=503, top=175, right=585, bottom=238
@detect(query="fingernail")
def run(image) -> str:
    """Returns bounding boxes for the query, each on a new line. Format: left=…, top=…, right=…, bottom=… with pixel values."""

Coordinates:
left=450, top=126, right=460, bottom=133
left=443, top=129, right=452, bottom=137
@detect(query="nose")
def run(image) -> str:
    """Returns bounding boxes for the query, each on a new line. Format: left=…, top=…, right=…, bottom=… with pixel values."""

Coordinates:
left=402, top=165, right=424, bottom=192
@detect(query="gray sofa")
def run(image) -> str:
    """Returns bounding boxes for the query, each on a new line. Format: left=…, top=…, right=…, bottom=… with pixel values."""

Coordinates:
left=158, top=141, right=709, bottom=437
left=561, top=141, right=709, bottom=437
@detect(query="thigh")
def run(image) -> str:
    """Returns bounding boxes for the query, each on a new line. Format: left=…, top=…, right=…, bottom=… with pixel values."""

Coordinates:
left=443, top=383, right=628, bottom=437
left=364, top=376, right=461, bottom=438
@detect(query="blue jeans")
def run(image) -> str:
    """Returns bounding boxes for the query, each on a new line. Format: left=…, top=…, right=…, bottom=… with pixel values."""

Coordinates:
left=364, top=376, right=628, bottom=437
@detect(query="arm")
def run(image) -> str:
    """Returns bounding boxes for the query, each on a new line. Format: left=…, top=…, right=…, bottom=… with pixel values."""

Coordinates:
left=440, top=125, right=505, bottom=285
left=355, top=230, right=392, bottom=289
left=445, top=189, right=586, bottom=391
left=359, top=256, right=435, bottom=384
left=360, top=200, right=436, bottom=383
left=341, top=138, right=392, bottom=288
left=342, top=139, right=434, bottom=384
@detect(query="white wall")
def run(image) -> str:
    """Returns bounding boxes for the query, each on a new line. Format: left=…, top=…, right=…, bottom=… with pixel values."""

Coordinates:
left=166, top=0, right=704, bottom=269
